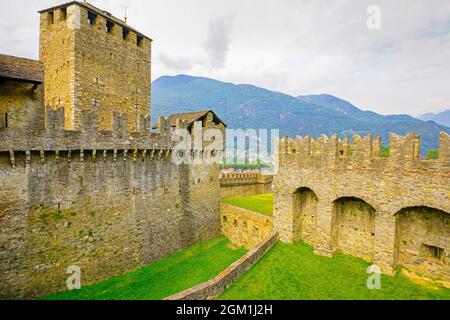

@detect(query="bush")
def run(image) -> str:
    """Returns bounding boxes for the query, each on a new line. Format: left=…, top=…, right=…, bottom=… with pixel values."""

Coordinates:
left=381, top=147, right=390, bottom=157
left=426, top=150, right=439, bottom=160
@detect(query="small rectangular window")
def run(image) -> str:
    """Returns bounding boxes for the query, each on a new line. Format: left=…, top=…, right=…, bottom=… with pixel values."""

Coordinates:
left=137, top=35, right=143, bottom=47
left=48, top=11, right=55, bottom=25
left=422, top=244, right=445, bottom=261
left=106, top=20, right=114, bottom=33
left=123, top=28, right=130, bottom=40
left=60, top=7, right=67, bottom=21
left=87, top=11, right=97, bottom=25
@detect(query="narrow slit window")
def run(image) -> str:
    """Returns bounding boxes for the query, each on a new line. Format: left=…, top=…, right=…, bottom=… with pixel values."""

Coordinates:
left=106, top=20, right=114, bottom=33
left=60, top=7, right=67, bottom=21
left=137, top=35, right=143, bottom=47
left=48, top=11, right=55, bottom=25
left=122, top=28, right=130, bottom=40
left=87, top=11, right=97, bottom=25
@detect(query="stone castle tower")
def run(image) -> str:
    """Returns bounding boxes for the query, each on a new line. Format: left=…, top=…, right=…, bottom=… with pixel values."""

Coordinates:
left=0, top=1, right=227, bottom=299
left=39, top=1, right=152, bottom=131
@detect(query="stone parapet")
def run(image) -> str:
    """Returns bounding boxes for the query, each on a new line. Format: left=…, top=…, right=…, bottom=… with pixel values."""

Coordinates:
left=221, top=203, right=273, bottom=249
left=275, top=131, right=449, bottom=283
left=220, top=173, right=273, bottom=198
left=165, top=233, right=278, bottom=300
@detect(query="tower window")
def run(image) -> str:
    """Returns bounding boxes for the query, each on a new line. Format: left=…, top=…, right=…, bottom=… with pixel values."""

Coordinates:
left=60, top=7, right=67, bottom=21
left=1, top=113, right=8, bottom=129
left=87, top=11, right=97, bottom=25
left=106, top=20, right=114, bottom=33
left=137, top=35, right=143, bottom=47
left=123, top=28, right=130, bottom=40
left=47, top=11, right=55, bottom=25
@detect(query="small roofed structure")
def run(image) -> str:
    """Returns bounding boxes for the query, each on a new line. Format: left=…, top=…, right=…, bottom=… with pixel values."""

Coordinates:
left=153, top=110, right=227, bottom=131
left=0, top=54, right=43, bottom=84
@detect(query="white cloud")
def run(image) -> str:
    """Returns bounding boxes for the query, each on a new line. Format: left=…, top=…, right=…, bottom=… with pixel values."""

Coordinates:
left=202, top=13, right=235, bottom=69
left=1, top=0, right=450, bottom=116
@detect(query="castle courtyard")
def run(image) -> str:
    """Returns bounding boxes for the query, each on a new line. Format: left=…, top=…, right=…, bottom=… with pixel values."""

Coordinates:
left=0, top=1, right=449, bottom=302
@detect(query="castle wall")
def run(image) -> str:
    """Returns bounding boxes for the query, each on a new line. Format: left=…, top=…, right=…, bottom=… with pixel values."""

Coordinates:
left=0, top=111, right=222, bottom=299
left=293, top=188, right=318, bottom=244
left=332, top=198, right=375, bottom=262
left=274, top=133, right=450, bottom=282
left=221, top=203, right=273, bottom=249
left=220, top=173, right=273, bottom=199
left=396, top=207, right=449, bottom=281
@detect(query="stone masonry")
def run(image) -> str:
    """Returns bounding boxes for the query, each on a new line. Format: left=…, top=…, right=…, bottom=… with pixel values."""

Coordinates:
left=39, top=2, right=151, bottom=132
left=220, top=172, right=273, bottom=199
left=221, top=203, right=273, bottom=249
left=0, top=2, right=224, bottom=299
left=275, top=132, right=450, bottom=283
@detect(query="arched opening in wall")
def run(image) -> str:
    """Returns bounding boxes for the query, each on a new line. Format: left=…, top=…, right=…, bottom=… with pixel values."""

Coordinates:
left=395, top=206, right=449, bottom=280
left=293, top=187, right=318, bottom=244
left=332, top=197, right=375, bottom=262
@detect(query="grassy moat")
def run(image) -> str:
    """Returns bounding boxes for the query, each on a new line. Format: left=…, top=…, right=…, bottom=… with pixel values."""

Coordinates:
left=223, top=193, right=274, bottom=217
left=42, top=236, right=246, bottom=300
left=42, top=194, right=449, bottom=300
left=220, top=241, right=450, bottom=300
left=43, top=238, right=450, bottom=300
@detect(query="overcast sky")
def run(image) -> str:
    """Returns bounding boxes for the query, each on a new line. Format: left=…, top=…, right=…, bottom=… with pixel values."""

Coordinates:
left=1, top=0, right=450, bottom=116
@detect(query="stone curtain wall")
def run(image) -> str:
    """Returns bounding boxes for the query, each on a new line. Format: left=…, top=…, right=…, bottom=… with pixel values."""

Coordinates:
left=165, top=233, right=278, bottom=301
left=396, top=207, right=449, bottom=281
left=292, top=188, right=318, bottom=244
left=332, top=198, right=376, bottom=262
left=275, top=132, right=450, bottom=282
left=220, top=173, right=273, bottom=199
left=221, top=203, right=273, bottom=249
left=0, top=109, right=221, bottom=299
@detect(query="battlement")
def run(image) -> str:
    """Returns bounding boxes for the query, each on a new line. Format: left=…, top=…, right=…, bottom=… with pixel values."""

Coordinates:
left=280, top=131, right=450, bottom=165
left=39, top=1, right=152, bottom=132
left=220, top=172, right=274, bottom=186
left=0, top=106, right=179, bottom=154
left=39, top=2, right=152, bottom=50
left=275, top=132, right=449, bottom=283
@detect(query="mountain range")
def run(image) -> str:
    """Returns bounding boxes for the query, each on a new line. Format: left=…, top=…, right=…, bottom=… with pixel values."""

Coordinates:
left=418, top=110, right=450, bottom=128
left=152, top=74, right=450, bottom=153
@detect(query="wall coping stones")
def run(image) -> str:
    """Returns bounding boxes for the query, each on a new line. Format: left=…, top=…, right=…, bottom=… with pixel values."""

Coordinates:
left=164, top=233, right=279, bottom=300
left=221, top=203, right=273, bottom=221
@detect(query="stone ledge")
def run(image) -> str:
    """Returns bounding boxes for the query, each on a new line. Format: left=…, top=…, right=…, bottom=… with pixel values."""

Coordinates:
left=164, top=233, right=279, bottom=300
left=222, top=203, right=274, bottom=221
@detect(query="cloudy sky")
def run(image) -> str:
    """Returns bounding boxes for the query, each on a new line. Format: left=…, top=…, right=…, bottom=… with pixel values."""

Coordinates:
left=1, top=0, right=450, bottom=116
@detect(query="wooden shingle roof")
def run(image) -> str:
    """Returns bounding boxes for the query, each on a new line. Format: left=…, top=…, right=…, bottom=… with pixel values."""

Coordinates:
left=0, top=54, right=43, bottom=84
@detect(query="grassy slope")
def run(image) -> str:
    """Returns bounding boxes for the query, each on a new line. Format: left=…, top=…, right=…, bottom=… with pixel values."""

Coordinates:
left=43, top=236, right=246, bottom=300
left=220, top=242, right=450, bottom=300
left=223, top=193, right=274, bottom=217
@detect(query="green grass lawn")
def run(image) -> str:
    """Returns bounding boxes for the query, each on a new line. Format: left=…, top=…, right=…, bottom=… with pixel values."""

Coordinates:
left=220, top=242, right=450, bottom=300
left=223, top=193, right=274, bottom=217
left=43, top=236, right=246, bottom=300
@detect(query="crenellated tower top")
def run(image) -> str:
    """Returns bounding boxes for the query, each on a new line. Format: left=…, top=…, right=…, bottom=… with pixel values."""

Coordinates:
left=39, top=1, right=152, bottom=132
